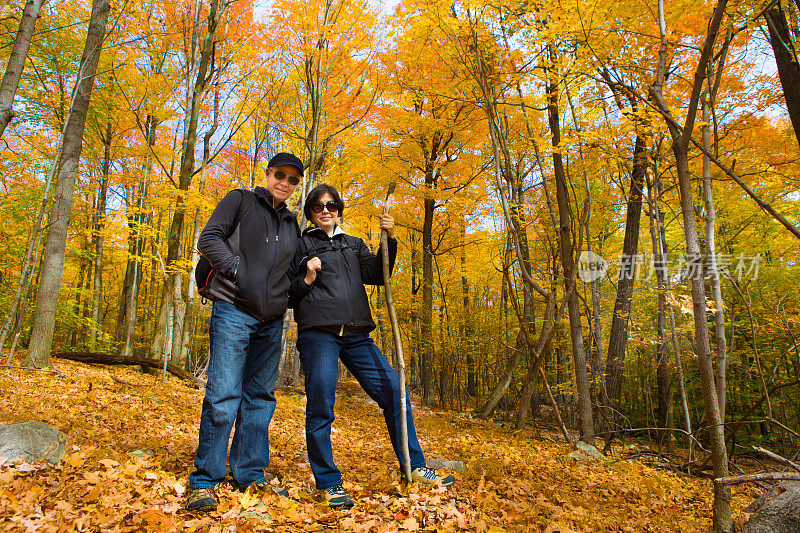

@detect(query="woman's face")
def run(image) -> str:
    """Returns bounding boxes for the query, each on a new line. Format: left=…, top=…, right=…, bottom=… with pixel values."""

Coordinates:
left=310, top=192, right=339, bottom=233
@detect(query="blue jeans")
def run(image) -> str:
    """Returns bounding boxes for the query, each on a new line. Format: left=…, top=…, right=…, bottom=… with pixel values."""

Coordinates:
left=297, top=329, right=426, bottom=489
left=189, top=300, right=283, bottom=489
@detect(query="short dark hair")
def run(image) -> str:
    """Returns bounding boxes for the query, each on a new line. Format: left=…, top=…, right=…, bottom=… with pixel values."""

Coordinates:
left=304, top=183, right=345, bottom=222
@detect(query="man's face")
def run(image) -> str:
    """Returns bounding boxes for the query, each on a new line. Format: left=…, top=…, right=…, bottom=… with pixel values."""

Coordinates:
left=265, top=165, right=301, bottom=205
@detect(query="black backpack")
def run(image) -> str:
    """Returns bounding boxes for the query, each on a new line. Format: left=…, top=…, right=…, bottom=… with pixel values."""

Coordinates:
left=195, top=189, right=255, bottom=299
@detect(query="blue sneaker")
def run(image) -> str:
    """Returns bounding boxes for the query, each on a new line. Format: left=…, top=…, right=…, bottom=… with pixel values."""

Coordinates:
left=408, top=466, right=455, bottom=487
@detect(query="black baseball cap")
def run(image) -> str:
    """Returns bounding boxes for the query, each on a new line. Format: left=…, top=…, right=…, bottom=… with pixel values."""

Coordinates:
left=268, top=152, right=304, bottom=176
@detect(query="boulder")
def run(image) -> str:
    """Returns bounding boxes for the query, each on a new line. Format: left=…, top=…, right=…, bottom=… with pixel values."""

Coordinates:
left=575, top=440, right=605, bottom=461
left=568, top=451, right=591, bottom=461
left=0, top=421, right=69, bottom=464
left=426, top=458, right=466, bottom=472
left=743, top=481, right=800, bottom=533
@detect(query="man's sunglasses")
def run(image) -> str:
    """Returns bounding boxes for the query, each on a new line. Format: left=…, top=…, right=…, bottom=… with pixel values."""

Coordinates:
left=310, top=201, right=339, bottom=214
left=272, top=170, right=301, bottom=186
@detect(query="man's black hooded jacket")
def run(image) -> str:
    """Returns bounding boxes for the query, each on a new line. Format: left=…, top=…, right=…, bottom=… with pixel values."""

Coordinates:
left=198, top=187, right=300, bottom=322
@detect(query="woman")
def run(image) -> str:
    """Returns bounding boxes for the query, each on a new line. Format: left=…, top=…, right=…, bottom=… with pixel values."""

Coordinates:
left=290, top=183, right=455, bottom=509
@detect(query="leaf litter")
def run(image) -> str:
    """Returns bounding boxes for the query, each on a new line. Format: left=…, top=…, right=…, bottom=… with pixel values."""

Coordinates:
left=0, top=360, right=753, bottom=531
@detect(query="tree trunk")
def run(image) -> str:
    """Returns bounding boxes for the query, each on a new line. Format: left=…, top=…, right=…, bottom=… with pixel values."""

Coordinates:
left=1, top=154, right=54, bottom=359
left=555, top=344, right=565, bottom=411
left=178, top=167, right=206, bottom=372
left=590, top=266, right=603, bottom=387
left=297, top=0, right=337, bottom=225
left=515, top=292, right=559, bottom=428
left=475, top=331, right=524, bottom=419
left=672, top=135, right=732, bottom=532
left=168, top=277, right=185, bottom=376
left=420, top=192, right=435, bottom=405
left=650, top=197, right=674, bottom=453
left=0, top=0, right=46, bottom=138
left=171, top=0, right=206, bottom=372
left=52, top=351, right=200, bottom=384
left=148, top=273, right=171, bottom=361
left=277, top=312, right=293, bottom=384
left=546, top=47, right=594, bottom=444
left=460, top=220, right=476, bottom=397
left=90, top=121, right=111, bottom=348
left=654, top=274, right=674, bottom=453
left=651, top=166, right=693, bottom=453
left=650, top=1, right=731, bottom=527
left=179, top=18, right=227, bottom=370
left=148, top=0, right=226, bottom=363
left=70, top=260, right=88, bottom=347
left=703, top=97, right=728, bottom=421
left=604, top=133, right=647, bottom=419
left=462, top=9, right=555, bottom=422
left=143, top=230, right=159, bottom=340
left=115, top=211, right=136, bottom=342
left=764, top=5, right=800, bottom=150
left=119, top=118, right=154, bottom=358
left=474, top=205, right=537, bottom=418
left=24, top=0, right=111, bottom=368
left=292, top=342, right=301, bottom=385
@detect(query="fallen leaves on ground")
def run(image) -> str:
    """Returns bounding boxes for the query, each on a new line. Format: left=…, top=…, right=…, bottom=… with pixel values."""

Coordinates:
left=0, top=360, right=752, bottom=531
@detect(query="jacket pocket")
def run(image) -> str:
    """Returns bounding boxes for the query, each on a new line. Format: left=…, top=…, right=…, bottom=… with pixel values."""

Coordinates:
left=207, top=270, right=238, bottom=303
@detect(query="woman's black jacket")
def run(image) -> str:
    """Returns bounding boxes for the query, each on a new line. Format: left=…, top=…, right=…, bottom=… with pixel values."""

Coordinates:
left=289, top=226, right=397, bottom=333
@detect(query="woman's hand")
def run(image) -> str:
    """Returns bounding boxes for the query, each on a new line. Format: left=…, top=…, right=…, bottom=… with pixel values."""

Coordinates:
left=305, top=256, right=322, bottom=285
left=378, top=214, right=395, bottom=238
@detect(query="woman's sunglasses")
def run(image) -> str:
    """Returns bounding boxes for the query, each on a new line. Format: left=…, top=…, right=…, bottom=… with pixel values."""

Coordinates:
left=272, top=170, right=301, bottom=186
left=310, top=201, right=339, bottom=214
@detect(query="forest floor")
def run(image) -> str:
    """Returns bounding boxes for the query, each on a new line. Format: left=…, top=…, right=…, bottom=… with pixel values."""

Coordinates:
left=0, top=358, right=755, bottom=532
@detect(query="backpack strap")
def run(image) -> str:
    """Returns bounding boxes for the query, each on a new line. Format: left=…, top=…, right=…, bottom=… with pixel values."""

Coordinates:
left=297, top=232, right=360, bottom=266
left=297, top=234, right=321, bottom=265
left=229, top=188, right=255, bottom=238
left=332, top=234, right=358, bottom=252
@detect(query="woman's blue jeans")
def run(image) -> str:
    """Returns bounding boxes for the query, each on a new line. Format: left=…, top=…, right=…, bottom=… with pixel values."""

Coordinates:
left=189, top=300, right=283, bottom=489
left=297, top=329, right=426, bottom=489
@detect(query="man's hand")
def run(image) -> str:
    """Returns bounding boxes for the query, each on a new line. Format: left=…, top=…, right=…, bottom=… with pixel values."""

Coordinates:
left=378, top=214, right=395, bottom=238
left=305, top=256, right=322, bottom=285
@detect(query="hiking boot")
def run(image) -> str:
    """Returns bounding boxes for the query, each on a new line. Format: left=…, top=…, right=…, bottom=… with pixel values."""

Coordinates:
left=185, top=487, right=217, bottom=512
left=405, top=466, right=455, bottom=487
left=323, top=484, right=354, bottom=508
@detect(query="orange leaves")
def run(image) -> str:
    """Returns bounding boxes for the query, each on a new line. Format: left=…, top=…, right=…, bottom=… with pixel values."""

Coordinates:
left=98, top=458, right=119, bottom=469
left=139, top=509, right=177, bottom=531
left=63, top=451, right=85, bottom=469
left=0, top=359, right=757, bottom=531
left=238, top=489, right=261, bottom=509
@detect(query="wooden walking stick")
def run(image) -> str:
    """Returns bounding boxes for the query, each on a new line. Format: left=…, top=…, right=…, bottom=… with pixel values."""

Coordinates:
left=380, top=182, right=412, bottom=482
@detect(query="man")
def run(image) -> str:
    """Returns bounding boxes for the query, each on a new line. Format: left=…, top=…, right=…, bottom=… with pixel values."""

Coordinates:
left=185, top=152, right=303, bottom=512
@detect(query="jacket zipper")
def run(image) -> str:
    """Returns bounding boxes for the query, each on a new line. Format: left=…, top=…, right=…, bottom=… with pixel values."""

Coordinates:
left=265, top=212, right=277, bottom=313
left=337, top=235, right=355, bottom=328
